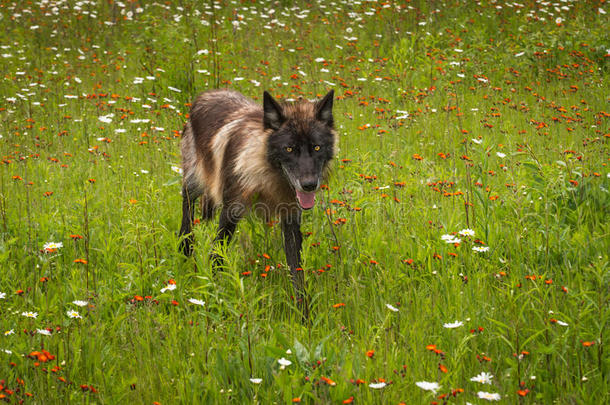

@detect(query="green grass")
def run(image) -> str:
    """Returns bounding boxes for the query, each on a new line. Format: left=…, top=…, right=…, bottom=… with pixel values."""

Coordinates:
left=0, top=0, right=608, bottom=403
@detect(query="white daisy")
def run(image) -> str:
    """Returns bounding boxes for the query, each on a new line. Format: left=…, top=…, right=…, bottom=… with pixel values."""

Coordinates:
left=278, top=357, right=292, bottom=369
left=443, top=320, right=464, bottom=329
left=43, top=241, right=63, bottom=251
left=37, top=329, right=51, bottom=336
left=160, top=283, right=177, bottom=293
left=496, top=152, right=506, bottom=158
left=472, top=246, right=490, bottom=252
left=416, top=381, right=440, bottom=393
left=478, top=391, right=501, bottom=401
left=369, top=382, right=387, bottom=389
left=470, top=371, right=493, bottom=384
left=249, top=378, right=262, bottom=384
left=441, top=234, right=461, bottom=244
left=67, top=310, right=82, bottom=319
left=98, top=114, right=113, bottom=124
left=0, top=292, right=5, bottom=299
left=22, top=311, right=38, bottom=318
left=458, top=228, right=475, bottom=237
left=72, top=300, right=88, bottom=307
left=386, top=304, right=399, bottom=312
left=187, top=298, right=205, bottom=306
left=4, top=329, right=14, bottom=336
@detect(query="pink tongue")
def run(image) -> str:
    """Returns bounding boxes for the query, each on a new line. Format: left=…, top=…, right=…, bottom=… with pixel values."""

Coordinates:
left=296, top=190, right=316, bottom=209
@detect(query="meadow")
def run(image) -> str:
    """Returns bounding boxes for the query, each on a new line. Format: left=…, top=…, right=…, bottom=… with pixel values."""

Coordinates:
left=0, top=0, right=608, bottom=403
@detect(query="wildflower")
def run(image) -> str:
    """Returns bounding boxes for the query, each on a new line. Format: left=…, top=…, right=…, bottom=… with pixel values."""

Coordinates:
left=0, top=292, right=5, bottom=299
left=36, top=329, right=51, bottom=336
left=321, top=376, right=336, bottom=386
left=366, top=350, right=375, bottom=358
left=5, top=329, right=15, bottom=336
left=441, top=234, right=461, bottom=244
left=443, top=320, right=463, bottom=329
left=43, top=241, right=63, bottom=252
left=278, top=357, right=292, bottom=369
left=249, top=378, right=262, bottom=384
left=556, top=320, right=568, bottom=326
left=171, top=166, right=183, bottom=174
left=72, top=300, right=88, bottom=307
left=458, top=229, right=475, bottom=237
left=160, top=283, right=177, bottom=293
left=22, top=311, right=38, bottom=318
left=67, top=310, right=82, bottom=319
left=426, top=344, right=442, bottom=353
left=472, top=246, right=490, bottom=252
left=187, top=298, right=205, bottom=306
left=470, top=372, right=493, bottom=384
left=416, top=381, right=440, bottom=393
left=477, top=391, right=501, bottom=401
left=98, top=114, right=114, bottom=124
left=496, top=152, right=506, bottom=158
left=386, top=303, right=399, bottom=312
left=369, top=382, right=386, bottom=389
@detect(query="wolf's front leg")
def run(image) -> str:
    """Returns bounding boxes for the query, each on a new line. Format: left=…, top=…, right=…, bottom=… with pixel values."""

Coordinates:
left=281, top=212, right=309, bottom=321
left=210, top=203, right=243, bottom=269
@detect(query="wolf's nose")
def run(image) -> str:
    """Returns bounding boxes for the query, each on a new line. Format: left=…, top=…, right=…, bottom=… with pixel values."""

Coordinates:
left=301, top=178, right=318, bottom=192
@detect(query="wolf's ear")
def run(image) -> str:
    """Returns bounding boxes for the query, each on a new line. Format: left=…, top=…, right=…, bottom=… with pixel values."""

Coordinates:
left=315, top=90, right=334, bottom=127
left=263, top=91, right=285, bottom=130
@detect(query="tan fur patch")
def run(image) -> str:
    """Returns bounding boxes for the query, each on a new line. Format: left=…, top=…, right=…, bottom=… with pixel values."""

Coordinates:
left=207, top=118, right=245, bottom=203
left=234, top=131, right=271, bottom=196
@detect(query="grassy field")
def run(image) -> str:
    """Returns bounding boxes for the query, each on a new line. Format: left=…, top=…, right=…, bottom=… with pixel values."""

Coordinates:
left=0, top=0, right=608, bottom=403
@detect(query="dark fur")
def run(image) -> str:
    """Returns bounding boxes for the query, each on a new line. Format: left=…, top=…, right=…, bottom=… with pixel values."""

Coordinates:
left=179, top=89, right=336, bottom=319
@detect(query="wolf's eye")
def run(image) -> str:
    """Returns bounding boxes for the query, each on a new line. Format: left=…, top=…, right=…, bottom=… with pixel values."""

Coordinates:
left=285, top=147, right=293, bottom=153
left=314, top=145, right=321, bottom=151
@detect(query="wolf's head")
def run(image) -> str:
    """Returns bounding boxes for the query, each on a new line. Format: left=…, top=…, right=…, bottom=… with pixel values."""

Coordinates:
left=264, top=90, right=335, bottom=210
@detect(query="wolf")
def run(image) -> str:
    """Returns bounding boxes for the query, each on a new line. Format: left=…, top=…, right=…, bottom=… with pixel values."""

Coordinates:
left=179, top=89, right=336, bottom=318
